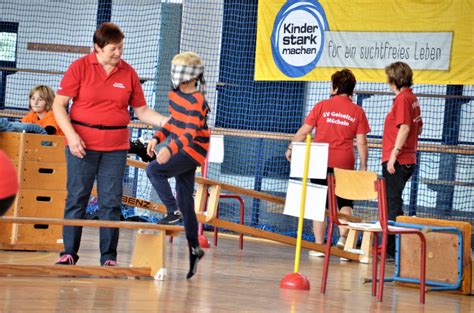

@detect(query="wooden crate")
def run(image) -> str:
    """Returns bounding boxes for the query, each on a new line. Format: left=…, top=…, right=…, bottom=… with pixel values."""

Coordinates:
left=21, top=161, right=67, bottom=190
left=396, top=216, right=472, bottom=295
left=0, top=132, right=66, bottom=251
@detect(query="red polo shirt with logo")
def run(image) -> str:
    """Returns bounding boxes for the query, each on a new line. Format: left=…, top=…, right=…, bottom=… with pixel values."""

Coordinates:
left=382, top=88, right=422, bottom=164
left=305, top=95, right=371, bottom=169
left=0, top=150, right=19, bottom=199
left=57, top=52, right=146, bottom=151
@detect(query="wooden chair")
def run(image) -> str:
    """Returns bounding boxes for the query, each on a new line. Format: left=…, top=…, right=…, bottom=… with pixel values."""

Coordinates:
left=320, top=168, right=427, bottom=304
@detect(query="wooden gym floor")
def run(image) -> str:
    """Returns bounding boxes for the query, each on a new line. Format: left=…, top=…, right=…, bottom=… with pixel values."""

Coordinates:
left=0, top=229, right=472, bottom=312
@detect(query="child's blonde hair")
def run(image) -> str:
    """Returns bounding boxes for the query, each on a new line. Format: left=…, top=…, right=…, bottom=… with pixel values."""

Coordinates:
left=29, top=85, right=55, bottom=111
left=171, top=51, right=204, bottom=67
left=170, top=51, right=206, bottom=94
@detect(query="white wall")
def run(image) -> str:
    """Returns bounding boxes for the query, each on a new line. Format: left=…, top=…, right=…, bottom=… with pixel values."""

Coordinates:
left=3, top=0, right=97, bottom=108
left=2, top=0, right=163, bottom=110
left=180, top=0, right=224, bottom=127
left=112, top=0, right=163, bottom=109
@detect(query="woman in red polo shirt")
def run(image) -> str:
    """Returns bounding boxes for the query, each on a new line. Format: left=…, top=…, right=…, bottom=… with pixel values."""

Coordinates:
left=382, top=62, right=422, bottom=259
left=286, top=69, right=370, bottom=257
left=52, top=22, right=168, bottom=266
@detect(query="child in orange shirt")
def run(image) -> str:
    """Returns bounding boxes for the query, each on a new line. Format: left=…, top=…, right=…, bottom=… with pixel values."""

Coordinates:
left=21, top=85, right=64, bottom=136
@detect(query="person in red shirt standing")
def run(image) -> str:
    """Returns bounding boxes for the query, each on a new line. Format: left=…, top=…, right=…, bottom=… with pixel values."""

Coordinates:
left=21, top=85, right=64, bottom=136
left=52, top=23, right=168, bottom=266
left=286, top=69, right=370, bottom=257
left=0, top=150, right=19, bottom=216
left=382, top=62, right=422, bottom=259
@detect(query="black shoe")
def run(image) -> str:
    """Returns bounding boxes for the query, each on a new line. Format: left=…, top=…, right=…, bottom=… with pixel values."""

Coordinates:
left=187, top=246, right=205, bottom=279
left=157, top=212, right=182, bottom=225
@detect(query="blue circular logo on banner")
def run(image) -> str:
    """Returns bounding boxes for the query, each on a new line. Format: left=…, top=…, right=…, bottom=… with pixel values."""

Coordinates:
left=271, top=0, right=329, bottom=78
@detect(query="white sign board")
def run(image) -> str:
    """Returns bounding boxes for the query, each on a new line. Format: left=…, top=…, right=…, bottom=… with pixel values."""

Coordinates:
left=319, top=31, right=453, bottom=70
left=283, top=179, right=327, bottom=222
left=208, top=134, right=224, bottom=164
left=290, top=142, right=328, bottom=179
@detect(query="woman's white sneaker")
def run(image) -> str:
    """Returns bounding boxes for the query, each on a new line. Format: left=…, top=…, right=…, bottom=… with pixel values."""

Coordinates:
left=336, top=237, right=347, bottom=249
left=308, top=250, right=325, bottom=257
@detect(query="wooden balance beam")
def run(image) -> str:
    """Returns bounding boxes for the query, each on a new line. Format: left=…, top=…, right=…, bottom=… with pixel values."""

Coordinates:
left=0, top=217, right=183, bottom=280
left=127, top=159, right=360, bottom=222
left=126, top=159, right=363, bottom=261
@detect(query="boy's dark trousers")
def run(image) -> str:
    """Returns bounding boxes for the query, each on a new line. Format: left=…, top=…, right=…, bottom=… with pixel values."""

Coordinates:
left=146, top=151, right=199, bottom=247
left=382, top=161, right=415, bottom=257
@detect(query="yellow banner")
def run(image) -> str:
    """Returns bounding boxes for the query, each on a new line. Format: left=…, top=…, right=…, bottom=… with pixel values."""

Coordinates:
left=255, top=0, right=473, bottom=84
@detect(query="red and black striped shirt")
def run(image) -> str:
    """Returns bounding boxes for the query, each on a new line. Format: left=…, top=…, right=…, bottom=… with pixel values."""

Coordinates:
left=154, top=90, right=210, bottom=165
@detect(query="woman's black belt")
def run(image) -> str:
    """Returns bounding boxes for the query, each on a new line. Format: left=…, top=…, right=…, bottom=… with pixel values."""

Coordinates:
left=71, top=119, right=128, bottom=130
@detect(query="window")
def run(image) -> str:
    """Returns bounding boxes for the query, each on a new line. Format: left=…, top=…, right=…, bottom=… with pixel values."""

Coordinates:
left=0, top=22, right=18, bottom=66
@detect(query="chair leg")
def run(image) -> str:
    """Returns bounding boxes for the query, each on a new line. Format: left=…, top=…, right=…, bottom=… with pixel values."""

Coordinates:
left=377, top=233, right=388, bottom=302
left=213, top=226, right=218, bottom=246
left=320, top=223, right=334, bottom=294
left=419, top=234, right=427, bottom=304
left=345, top=229, right=358, bottom=250
left=360, top=231, right=373, bottom=264
left=372, top=233, right=378, bottom=297
left=239, top=200, right=244, bottom=250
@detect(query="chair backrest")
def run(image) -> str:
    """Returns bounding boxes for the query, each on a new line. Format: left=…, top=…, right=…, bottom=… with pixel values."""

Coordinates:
left=328, top=168, right=389, bottom=228
left=334, top=168, right=377, bottom=200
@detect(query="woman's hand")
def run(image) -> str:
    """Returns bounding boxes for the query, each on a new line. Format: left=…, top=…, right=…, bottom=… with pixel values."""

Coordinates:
left=156, top=147, right=171, bottom=164
left=67, top=132, right=86, bottom=158
left=147, top=138, right=158, bottom=158
left=285, top=147, right=292, bottom=162
left=387, top=150, right=397, bottom=174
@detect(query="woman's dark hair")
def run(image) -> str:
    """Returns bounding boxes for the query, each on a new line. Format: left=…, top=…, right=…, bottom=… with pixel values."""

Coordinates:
left=385, top=62, right=413, bottom=90
left=331, top=69, right=356, bottom=96
left=93, top=22, right=124, bottom=49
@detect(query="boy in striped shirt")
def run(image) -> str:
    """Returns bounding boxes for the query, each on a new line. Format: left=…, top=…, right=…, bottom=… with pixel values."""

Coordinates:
left=146, top=52, right=210, bottom=279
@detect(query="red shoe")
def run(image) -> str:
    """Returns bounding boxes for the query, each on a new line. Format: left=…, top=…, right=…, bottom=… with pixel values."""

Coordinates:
left=55, top=254, right=77, bottom=265
left=102, top=260, right=118, bottom=266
